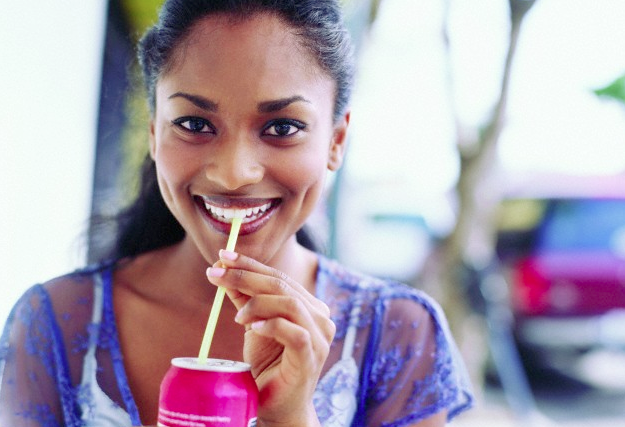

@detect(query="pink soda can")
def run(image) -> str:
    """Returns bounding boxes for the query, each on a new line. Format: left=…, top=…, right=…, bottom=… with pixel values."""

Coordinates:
left=158, top=357, right=258, bottom=427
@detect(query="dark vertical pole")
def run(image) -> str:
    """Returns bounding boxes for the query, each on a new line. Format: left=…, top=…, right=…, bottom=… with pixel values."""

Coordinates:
left=88, top=0, right=134, bottom=262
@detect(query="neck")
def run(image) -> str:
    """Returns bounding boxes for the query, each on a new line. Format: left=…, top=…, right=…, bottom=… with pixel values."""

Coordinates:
left=116, top=238, right=215, bottom=305
left=269, top=236, right=319, bottom=295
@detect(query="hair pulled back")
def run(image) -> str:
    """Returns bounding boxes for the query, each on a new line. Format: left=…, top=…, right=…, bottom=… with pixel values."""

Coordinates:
left=110, top=0, right=355, bottom=260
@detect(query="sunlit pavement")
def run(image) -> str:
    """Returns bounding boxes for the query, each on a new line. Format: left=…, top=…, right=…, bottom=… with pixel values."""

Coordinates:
left=451, top=407, right=625, bottom=427
left=449, top=382, right=625, bottom=427
left=449, top=400, right=560, bottom=427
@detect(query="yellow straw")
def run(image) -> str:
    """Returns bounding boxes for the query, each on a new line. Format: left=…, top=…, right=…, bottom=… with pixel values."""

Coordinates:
left=198, top=216, right=243, bottom=363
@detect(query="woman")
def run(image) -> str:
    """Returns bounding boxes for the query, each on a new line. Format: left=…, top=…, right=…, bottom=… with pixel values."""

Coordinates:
left=0, top=0, right=473, bottom=426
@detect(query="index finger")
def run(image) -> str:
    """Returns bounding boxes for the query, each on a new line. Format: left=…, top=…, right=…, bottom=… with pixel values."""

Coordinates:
left=217, top=250, right=330, bottom=316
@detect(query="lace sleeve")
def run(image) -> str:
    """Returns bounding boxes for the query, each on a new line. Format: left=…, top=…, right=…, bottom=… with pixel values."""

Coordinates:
left=364, top=291, right=473, bottom=426
left=0, top=285, right=77, bottom=427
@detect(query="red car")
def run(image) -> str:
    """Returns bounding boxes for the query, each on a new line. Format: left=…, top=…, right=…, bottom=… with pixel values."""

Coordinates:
left=495, top=178, right=625, bottom=378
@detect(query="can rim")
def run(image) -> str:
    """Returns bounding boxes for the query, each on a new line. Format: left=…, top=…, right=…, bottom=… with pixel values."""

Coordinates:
left=171, top=357, right=252, bottom=373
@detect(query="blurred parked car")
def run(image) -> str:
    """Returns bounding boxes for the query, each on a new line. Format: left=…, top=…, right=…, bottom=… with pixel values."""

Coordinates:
left=494, top=176, right=625, bottom=379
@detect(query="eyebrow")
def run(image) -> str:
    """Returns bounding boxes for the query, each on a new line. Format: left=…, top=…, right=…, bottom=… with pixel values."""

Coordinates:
left=258, top=95, right=310, bottom=113
left=168, top=92, right=218, bottom=112
left=167, top=92, right=310, bottom=113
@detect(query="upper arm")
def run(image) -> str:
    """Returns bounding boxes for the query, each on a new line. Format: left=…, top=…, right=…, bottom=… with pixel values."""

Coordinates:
left=364, top=293, right=472, bottom=426
left=408, top=410, right=448, bottom=427
left=0, top=283, right=75, bottom=426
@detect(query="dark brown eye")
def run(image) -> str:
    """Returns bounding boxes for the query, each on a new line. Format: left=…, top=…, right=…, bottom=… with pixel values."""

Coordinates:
left=274, top=123, right=294, bottom=136
left=172, top=116, right=215, bottom=134
left=263, top=119, right=306, bottom=137
left=186, top=118, right=208, bottom=132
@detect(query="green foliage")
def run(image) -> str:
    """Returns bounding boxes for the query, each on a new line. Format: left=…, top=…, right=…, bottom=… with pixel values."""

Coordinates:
left=121, top=0, right=164, bottom=39
left=594, top=74, right=625, bottom=105
left=118, top=64, right=150, bottom=205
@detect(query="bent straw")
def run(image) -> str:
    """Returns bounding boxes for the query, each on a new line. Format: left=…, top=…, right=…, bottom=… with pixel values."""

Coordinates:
left=198, top=216, right=243, bottom=363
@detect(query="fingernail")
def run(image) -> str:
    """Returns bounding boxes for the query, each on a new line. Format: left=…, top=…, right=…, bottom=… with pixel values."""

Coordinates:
left=234, top=309, right=244, bottom=323
left=251, top=320, right=266, bottom=330
left=207, top=267, right=226, bottom=278
left=219, top=250, right=238, bottom=261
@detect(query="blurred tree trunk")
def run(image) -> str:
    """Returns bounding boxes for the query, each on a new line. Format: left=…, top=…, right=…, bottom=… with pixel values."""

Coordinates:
left=420, top=0, right=537, bottom=385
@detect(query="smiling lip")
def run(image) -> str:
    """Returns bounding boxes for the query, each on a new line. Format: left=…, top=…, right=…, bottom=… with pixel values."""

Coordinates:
left=195, top=196, right=280, bottom=234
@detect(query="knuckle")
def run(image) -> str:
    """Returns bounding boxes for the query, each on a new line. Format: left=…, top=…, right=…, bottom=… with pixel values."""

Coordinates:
left=270, top=268, right=289, bottom=283
left=317, top=338, right=331, bottom=360
left=293, top=328, right=311, bottom=350
left=285, top=297, right=304, bottom=314
left=241, top=255, right=259, bottom=269
left=244, top=297, right=258, bottom=312
left=319, top=301, right=331, bottom=317
left=270, top=276, right=288, bottom=294
left=326, top=318, right=337, bottom=341
left=232, top=268, right=246, bottom=282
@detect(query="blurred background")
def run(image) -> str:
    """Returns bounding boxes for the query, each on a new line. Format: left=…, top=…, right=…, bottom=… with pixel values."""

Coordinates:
left=3, top=0, right=625, bottom=425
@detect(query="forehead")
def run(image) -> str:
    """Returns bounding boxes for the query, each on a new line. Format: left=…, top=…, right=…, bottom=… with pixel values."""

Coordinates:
left=166, top=13, right=326, bottom=83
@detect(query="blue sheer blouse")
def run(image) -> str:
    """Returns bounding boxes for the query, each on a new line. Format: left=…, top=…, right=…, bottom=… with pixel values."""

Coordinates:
left=0, top=255, right=473, bottom=426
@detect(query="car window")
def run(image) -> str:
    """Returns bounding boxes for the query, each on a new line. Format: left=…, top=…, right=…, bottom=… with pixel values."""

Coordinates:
left=537, top=199, right=625, bottom=252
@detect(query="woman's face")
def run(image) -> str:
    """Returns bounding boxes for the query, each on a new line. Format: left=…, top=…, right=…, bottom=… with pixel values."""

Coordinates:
left=150, top=13, right=349, bottom=266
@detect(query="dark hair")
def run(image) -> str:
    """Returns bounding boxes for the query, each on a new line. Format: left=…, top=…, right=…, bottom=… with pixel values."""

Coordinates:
left=109, top=0, right=354, bottom=260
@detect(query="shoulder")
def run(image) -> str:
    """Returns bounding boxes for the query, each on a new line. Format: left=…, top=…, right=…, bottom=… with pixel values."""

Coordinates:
left=2, top=263, right=115, bottom=363
left=9, top=263, right=112, bottom=324
left=44, top=263, right=109, bottom=303
left=318, top=256, right=451, bottom=340
left=318, top=255, right=444, bottom=316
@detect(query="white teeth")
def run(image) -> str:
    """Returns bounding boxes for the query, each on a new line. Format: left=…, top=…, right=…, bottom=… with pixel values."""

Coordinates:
left=203, top=201, right=273, bottom=223
left=223, top=210, right=237, bottom=220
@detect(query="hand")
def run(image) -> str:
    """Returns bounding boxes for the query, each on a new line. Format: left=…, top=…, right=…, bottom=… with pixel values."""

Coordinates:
left=207, top=250, right=335, bottom=426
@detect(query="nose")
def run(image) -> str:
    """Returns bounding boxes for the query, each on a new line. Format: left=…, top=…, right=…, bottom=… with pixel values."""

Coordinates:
left=205, top=136, right=264, bottom=190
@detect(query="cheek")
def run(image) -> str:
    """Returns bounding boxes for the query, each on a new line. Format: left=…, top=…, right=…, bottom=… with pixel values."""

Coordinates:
left=153, top=144, right=202, bottom=205
left=272, top=148, right=328, bottom=197
left=155, top=142, right=199, bottom=181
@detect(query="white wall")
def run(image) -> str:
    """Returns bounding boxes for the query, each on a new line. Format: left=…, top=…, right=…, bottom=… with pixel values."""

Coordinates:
left=0, top=2, right=107, bottom=328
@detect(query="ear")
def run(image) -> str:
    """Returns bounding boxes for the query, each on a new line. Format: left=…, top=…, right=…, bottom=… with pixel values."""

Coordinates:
left=149, top=119, right=156, bottom=160
left=327, top=111, right=350, bottom=171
